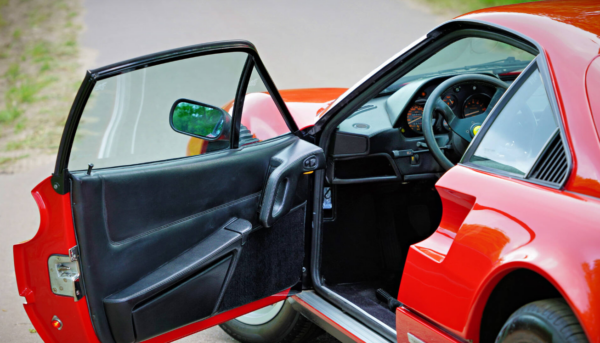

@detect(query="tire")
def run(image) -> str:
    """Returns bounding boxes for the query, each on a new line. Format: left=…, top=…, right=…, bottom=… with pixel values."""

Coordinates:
left=219, top=300, right=324, bottom=343
left=496, top=298, right=589, bottom=343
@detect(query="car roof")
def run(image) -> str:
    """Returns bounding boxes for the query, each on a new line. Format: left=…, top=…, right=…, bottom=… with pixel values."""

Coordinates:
left=457, top=0, right=600, bottom=198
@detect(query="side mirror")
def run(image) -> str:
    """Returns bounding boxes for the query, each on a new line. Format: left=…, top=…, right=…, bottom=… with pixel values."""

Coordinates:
left=169, top=99, right=229, bottom=140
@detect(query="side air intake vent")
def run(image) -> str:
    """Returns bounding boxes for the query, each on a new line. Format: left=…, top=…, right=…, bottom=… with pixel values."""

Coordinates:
left=529, top=131, right=568, bottom=185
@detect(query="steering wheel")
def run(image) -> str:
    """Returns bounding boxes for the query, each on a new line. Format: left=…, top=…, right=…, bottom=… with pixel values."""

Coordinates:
left=422, top=74, right=508, bottom=170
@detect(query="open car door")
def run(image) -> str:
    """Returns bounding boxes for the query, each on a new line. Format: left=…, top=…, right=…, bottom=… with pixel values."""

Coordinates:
left=14, top=41, right=324, bottom=343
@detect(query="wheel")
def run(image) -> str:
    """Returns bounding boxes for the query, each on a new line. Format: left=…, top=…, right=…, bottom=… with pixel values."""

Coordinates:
left=496, top=298, right=589, bottom=343
left=219, top=300, right=324, bottom=343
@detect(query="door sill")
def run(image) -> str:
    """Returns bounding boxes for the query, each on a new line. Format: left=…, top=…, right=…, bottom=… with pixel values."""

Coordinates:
left=290, top=291, right=392, bottom=343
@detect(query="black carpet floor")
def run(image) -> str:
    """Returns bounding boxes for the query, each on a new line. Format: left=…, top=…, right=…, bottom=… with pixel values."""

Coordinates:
left=328, top=281, right=396, bottom=329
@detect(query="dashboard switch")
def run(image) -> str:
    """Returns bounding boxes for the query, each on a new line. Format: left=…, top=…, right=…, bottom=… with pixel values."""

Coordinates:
left=303, top=156, right=318, bottom=170
left=410, top=154, right=420, bottom=166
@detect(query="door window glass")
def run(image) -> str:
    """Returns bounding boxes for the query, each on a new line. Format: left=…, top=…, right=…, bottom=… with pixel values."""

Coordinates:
left=69, top=52, right=247, bottom=171
left=469, top=68, right=558, bottom=175
left=184, top=65, right=292, bottom=155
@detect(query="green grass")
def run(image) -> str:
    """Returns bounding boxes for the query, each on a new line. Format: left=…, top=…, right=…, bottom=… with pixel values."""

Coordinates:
left=28, top=9, right=49, bottom=27
left=0, top=0, right=8, bottom=28
left=8, top=81, right=41, bottom=104
left=425, top=0, right=541, bottom=13
left=0, top=0, right=81, bottom=166
left=0, top=154, right=29, bottom=165
left=0, top=107, right=22, bottom=123
left=1, top=38, right=60, bottom=125
left=30, top=41, right=54, bottom=63
left=5, top=63, right=20, bottom=82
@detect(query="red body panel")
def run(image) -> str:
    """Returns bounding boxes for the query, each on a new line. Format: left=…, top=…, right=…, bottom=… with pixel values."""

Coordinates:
left=585, top=56, right=600, bottom=144
left=396, top=307, right=460, bottom=343
left=240, top=88, right=347, bottom=137
left=398, top=166, right=600, bottom=342
left=13, top=177, right=101, bottom=343
left=396, top=3, right=600, bottom=342
left=12, top=177, right=290, bottom=343
left=460, top=1, right=600, bottom=199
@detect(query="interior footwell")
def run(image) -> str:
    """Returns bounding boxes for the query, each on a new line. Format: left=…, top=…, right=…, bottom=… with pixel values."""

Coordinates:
left=328, top=282, right=396, bottom=328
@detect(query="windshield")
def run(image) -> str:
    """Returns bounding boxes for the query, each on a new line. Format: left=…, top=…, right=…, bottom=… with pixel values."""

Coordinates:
left=381, top=37, right=535, bottom=95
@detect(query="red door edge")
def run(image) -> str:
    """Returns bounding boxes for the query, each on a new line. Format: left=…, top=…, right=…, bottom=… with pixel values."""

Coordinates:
left=14, top=176, right=100, bottom=343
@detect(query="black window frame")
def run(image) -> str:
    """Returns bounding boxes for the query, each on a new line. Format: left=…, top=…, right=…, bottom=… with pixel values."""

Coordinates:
left=460, top=56, right=572, bottom=189
left=51, top=40, right=299, bottom=194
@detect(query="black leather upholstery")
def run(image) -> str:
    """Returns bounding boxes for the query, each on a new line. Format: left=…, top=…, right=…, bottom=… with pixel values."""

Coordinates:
left=70, top=135, right=318, bottom=343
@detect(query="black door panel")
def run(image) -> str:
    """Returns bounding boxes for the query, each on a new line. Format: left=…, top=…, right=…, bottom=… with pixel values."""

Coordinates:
left=103, top=223, right=241, bottom=343
left=70, top=135, right=316, bottom=343
left=132, top=256, right=232, bottom=342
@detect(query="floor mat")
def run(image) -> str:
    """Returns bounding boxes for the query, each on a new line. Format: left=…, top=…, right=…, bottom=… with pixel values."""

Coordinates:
left=328, top=282, right=396, bottom=329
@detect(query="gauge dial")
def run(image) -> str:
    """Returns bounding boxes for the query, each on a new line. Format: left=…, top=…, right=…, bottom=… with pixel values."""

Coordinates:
left=407, top=104, right=424, bottom=133
left=443, top=94, right=458, bottom=108
left=463, top=94, right=491, bottom=117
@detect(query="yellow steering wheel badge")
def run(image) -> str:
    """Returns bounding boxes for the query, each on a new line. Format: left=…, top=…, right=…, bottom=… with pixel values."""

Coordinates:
left=473, top=125, right=482, bottom=136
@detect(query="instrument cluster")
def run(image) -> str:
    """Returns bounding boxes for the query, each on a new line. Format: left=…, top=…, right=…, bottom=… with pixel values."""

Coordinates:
left=402, top=80, right=495, bottom=136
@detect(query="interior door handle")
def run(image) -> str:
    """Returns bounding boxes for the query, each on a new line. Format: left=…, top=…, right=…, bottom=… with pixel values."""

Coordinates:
left=259, top=138, right=325, bottom=227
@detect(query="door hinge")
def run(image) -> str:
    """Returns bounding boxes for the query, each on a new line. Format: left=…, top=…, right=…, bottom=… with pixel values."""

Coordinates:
left=48, top=246, right=84, bottom=301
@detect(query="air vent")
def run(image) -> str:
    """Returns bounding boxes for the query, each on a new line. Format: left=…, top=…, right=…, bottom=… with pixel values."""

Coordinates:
left=529, top=131, right=568, bottom=185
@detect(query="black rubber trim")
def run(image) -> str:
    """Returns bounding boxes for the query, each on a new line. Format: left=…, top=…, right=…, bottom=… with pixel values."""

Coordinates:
left=231, top=56, right=255, bottom=149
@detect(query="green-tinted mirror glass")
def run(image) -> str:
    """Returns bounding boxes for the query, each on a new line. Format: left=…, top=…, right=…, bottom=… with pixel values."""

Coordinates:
left=170, top=100, right=227, bottom=140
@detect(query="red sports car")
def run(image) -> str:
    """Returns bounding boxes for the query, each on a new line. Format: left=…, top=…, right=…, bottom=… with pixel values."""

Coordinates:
left=13, top=1, right=600, bottom=342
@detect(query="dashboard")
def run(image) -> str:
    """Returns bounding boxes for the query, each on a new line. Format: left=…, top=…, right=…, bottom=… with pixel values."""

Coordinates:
left=330, top=74, right=515, bottom=184
left=398, top=78, right=496, bottom=137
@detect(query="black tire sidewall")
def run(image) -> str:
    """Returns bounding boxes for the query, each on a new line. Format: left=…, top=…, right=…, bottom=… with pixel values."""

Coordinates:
left=497, top=313, right=556, bottom=342
left=496, top=298, right=588, bottom=343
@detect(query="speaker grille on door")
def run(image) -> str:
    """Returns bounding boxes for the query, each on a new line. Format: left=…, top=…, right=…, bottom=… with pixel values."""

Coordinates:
left=529, top=132, right=568, bottom=185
